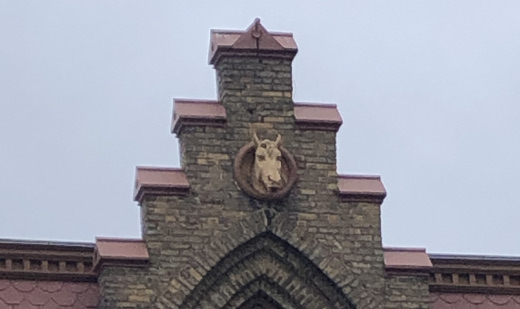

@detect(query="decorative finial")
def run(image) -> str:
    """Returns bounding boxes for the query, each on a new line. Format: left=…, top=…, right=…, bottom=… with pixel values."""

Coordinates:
left=251, top=18, right=262, bottom=39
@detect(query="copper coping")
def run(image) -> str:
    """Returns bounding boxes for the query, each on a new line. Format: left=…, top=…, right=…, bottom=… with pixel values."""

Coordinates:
left=294, top=103, right=343, bottom=131
left=338, top=174, right=387, bottom=202
left=93, top=238, right=149, bottom=272
left=0, top=238, right=95, bottom=250
left=430, top=253, right=520, bottom=265
left=171, top=99, right=226, bottom=135
left=134, top=167, right=190, bottom=202
left=94, top=238, right=149, bottom=261
left=171, top=100, right=342, bottom=134
left=384, top=247, right=433, bottom=271
left=209, top=19, right=298, bottom=64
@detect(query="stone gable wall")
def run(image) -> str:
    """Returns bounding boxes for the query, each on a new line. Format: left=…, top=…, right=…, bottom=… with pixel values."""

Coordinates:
left=98, top=31, right=431, bottom=309
left=385, top=274, right=431, bottom=309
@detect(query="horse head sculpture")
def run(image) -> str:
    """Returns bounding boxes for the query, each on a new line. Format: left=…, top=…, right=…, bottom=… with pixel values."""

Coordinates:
left=251, top=132, right=286, bottom=193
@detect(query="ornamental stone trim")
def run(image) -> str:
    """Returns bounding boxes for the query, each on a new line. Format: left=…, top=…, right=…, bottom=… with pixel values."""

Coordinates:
left=0, top=239, right=96, bottom=282
left=429, top=254, right=520, bottom=295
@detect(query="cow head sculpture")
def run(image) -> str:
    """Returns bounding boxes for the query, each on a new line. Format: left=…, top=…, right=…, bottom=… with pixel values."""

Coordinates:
left=251, top=133, right=285, bottom=193
left=234, top=131, right=298, bottom=200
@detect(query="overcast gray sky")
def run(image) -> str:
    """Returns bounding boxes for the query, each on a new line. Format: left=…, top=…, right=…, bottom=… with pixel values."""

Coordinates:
left=0, top=1, right=519, bottom=255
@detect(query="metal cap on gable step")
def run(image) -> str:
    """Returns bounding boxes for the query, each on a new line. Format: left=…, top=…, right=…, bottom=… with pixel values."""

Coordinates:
left=209, top=18, right=298, bottom=65
left=133, top=167, right=190, bottom=203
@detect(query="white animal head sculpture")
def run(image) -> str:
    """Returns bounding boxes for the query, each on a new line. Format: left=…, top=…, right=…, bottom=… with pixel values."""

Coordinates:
left=251, top=132, right=286, bottom=193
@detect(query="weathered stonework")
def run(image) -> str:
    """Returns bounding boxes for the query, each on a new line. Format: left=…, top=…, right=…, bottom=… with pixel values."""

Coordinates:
left=385, top=274, right=431, bottom=309
left=98, top=20, right=430, bottom=309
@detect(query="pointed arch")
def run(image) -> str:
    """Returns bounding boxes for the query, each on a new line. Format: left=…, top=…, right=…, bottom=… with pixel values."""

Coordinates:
left=158, top=232, right=356, bottom=309
left=236, top=291, right=284, bottom=309
left=223, top=276, right=299, bottom=309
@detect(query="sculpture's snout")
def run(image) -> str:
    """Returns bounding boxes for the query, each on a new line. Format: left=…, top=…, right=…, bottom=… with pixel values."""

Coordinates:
left=266, top=173, right=282, bottom=191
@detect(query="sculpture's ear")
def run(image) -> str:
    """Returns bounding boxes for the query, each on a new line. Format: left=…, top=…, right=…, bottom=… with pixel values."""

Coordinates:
left=253, top=131, right=260, bottom=147
left=275, top=134, right=282, bottom=147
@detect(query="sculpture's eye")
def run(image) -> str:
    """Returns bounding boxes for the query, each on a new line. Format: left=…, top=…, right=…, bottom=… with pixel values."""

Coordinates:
left=257, top=154, right=266, bottom=161
left=260, top=143, right=267, bottom=148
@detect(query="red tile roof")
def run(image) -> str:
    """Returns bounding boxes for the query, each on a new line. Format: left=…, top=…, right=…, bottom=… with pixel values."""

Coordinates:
left=431, top=293, right=520, bottom=308
left=0, top=279, right=99, bottom=309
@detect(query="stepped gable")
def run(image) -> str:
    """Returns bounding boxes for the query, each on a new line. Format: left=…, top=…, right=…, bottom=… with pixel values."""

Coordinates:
left=129, top=18, right=396, bottom=309
left=2, top=19, right=520, bottom=309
